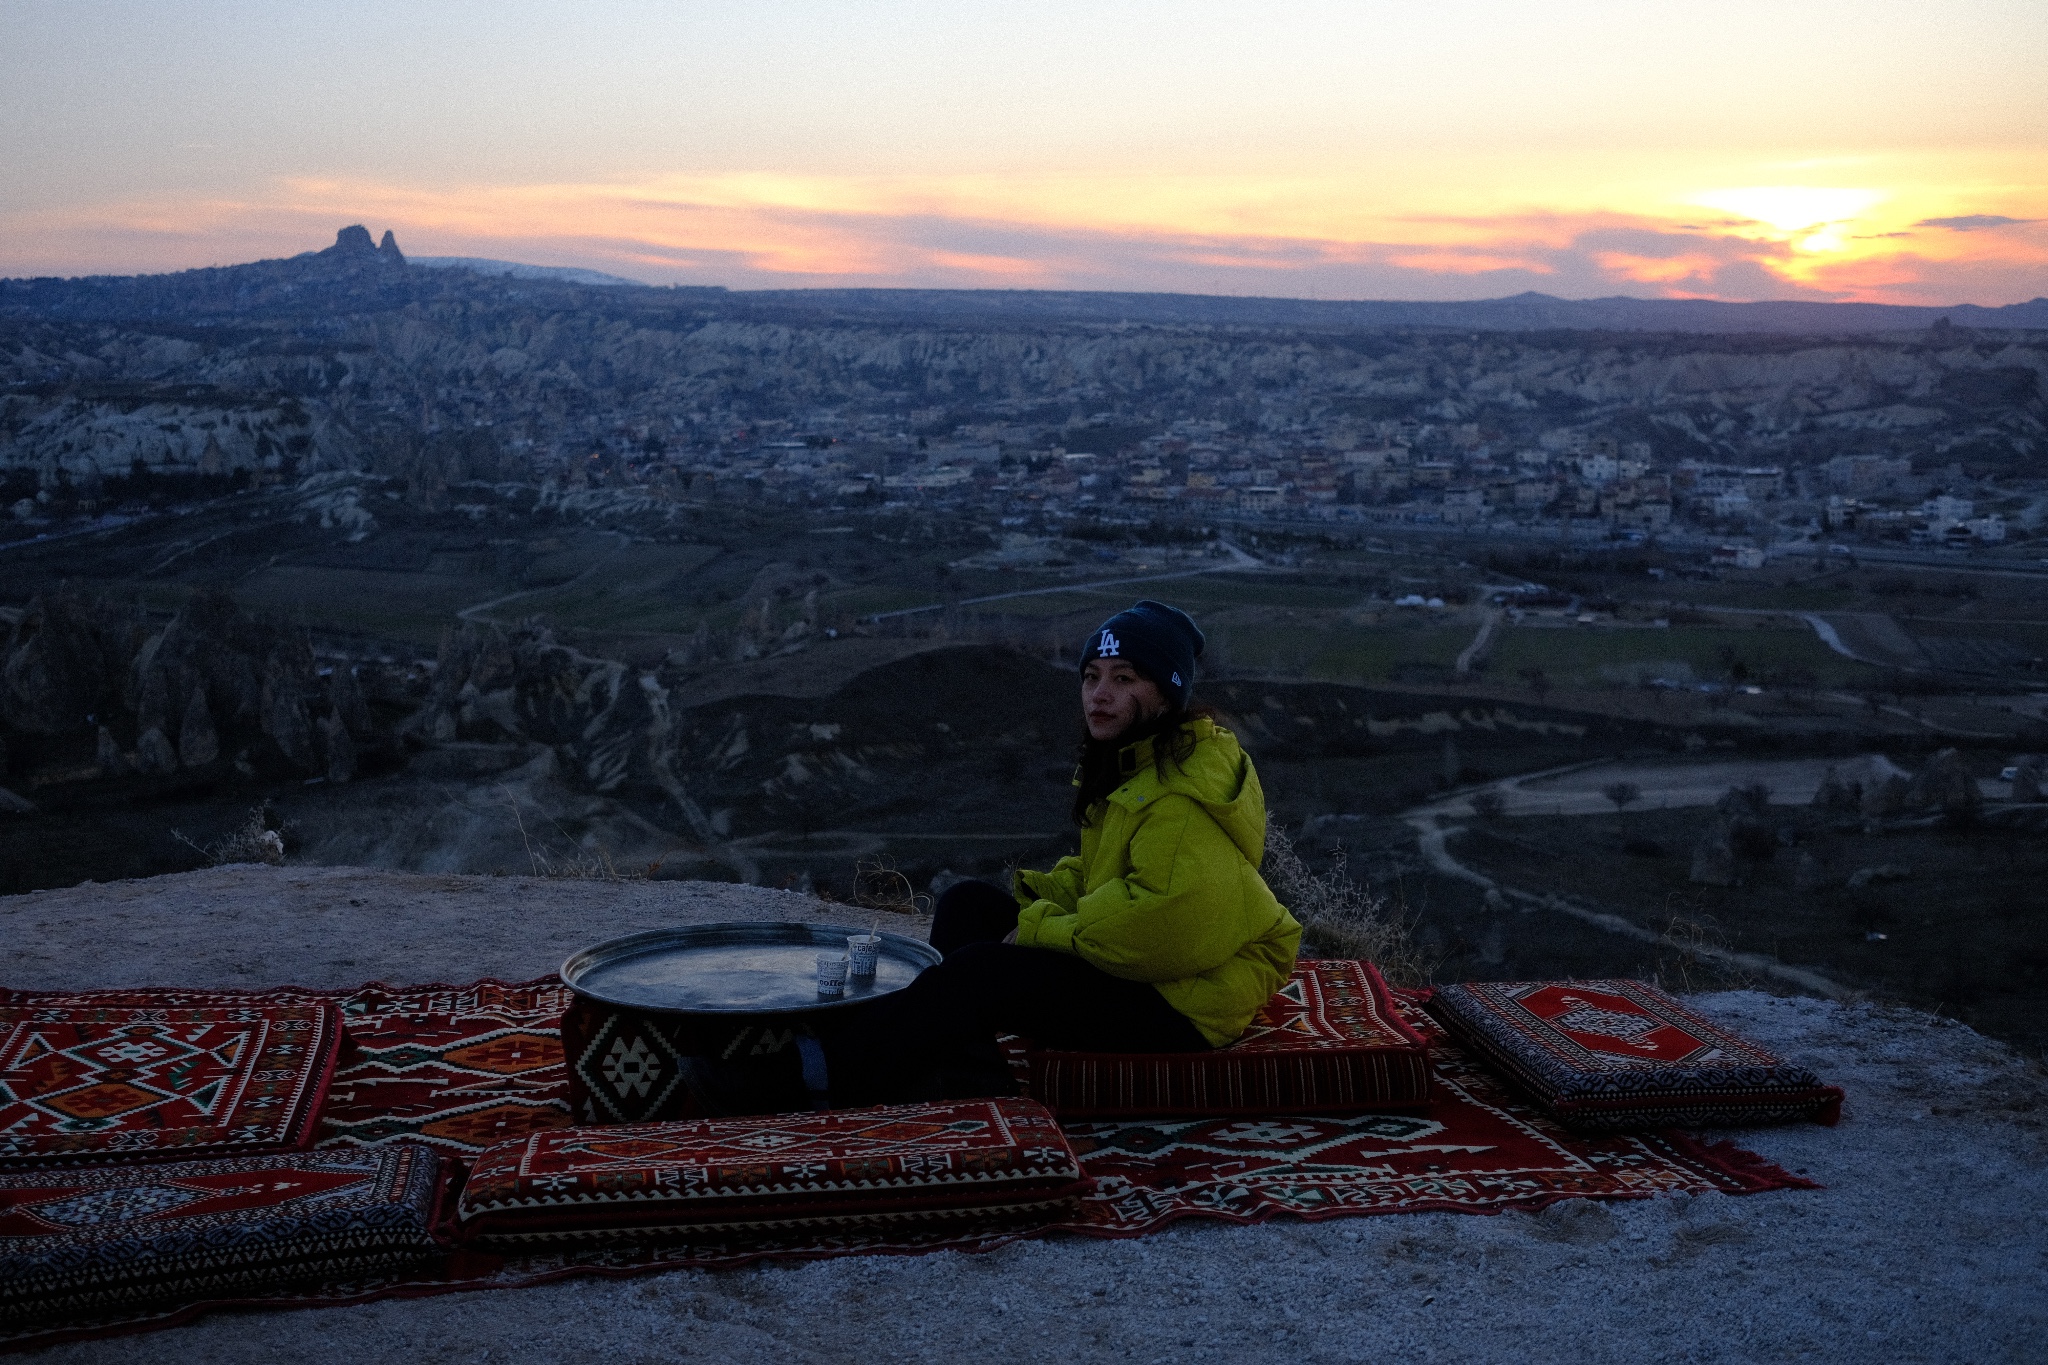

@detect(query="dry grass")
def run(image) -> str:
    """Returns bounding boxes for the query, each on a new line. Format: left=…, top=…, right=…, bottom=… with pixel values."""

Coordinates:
left=1654, top=901, right=1760, bottom=994
left=847, top=859, right=932, bottom=919
left=1262, top=825, right=1431, bottom=986
left=173, top=805, right=286, bottom=867
left=502, top=791, right=647, bottom=882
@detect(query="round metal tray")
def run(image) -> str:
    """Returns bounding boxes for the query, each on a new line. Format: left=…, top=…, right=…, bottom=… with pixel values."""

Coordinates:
left=559, top=920, right=941, bottom=1016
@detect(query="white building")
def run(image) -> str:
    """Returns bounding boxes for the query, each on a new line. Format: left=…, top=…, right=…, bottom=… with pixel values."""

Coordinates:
left=1577, top=453, right=1619, bottom=484
left=1919, top=494, right=1974, bottom=524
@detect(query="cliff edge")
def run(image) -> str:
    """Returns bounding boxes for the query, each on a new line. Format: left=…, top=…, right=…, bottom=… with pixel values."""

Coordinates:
left=5, top=867, right=2043, bottom=1364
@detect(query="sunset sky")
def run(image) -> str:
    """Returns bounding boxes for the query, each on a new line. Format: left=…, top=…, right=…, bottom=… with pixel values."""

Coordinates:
left=4, top=0, right=2045, bottom=304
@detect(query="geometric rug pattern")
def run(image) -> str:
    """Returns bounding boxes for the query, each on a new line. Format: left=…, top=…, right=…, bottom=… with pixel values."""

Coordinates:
left=1426, top=980, right=1845, bottom=1133
left=0, top=990, right=341, bottom=1168
left=0, top=1145, right=444, bottom=1339
left=455, top=1098, right=1087, bottom=1247
left=0, top=983, right=1819, bottom=1351
left=1021, top=959, right=1432, bottom=1118
left=1059, top=999, right=1810, bottom=1231
left=315, top=979, right=577, bottom=1158
left=1236, top=960, right=1431, bottom=1051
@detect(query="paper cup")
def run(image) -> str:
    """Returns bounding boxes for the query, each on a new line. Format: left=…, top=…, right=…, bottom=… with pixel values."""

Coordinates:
left=815, top=952, right=848, bottom=997
left=847, top=934, right=881, bottom=978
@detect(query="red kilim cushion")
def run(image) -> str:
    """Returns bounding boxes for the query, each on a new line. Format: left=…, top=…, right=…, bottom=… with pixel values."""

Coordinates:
left=0, top=991, right=342, bottom=1168
left=0, top=1144, right=444, bottom=1328
left=454, top=1097, right=1087, bottom=1248
left=1019, top=959, right=1430, bottom=1119
left=1426, top=979, right=1844, bottom=1133
left=317, top=979, right=575, bottom=1158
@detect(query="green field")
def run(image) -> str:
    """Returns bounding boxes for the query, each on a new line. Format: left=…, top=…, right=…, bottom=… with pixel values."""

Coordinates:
left=1206, top=619, right=1470, bottom=682
left=231, top=566, right=502, bottom=643
left=818, top=584, right=954, bottom=620
left=1483, top=623, right=1878, bottom=687
left=512, top=543, right=723, bottom=630
left=1903, top=617, right=2048, bottom=644
left=1151, top=576, right=1365, bottom=612
left=956, top=587, right=1136, bottom=621
left=1673, top=581, right=1863, bottom=612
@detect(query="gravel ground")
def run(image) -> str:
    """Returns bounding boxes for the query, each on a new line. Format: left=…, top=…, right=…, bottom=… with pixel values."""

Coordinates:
left=6, top=867, right=2046, bottom=1364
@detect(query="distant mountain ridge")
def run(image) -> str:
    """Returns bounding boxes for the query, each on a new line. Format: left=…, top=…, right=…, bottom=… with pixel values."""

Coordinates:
left=748, top=287, right=2048, bottom=335
left=409, top=257, right=643, bottom=288
left=3, top=226, right=2046, bottom=335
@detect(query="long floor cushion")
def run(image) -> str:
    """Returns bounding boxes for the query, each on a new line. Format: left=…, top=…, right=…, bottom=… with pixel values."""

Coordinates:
left=0, top=1145, right=444, bottom=1329
left=0, top=988, right=342, bottom=1168
left=1018, top=959, right=1431, bottom=1119
left=454, top=1097, right=1087, bottom=1248
left=1427, top=978, right=1844, bottom=1133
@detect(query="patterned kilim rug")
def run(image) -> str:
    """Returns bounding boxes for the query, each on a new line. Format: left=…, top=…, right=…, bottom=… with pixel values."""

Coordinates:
left=1426, top=979, right=1844, bottom=1132
left=1022, top=958, right=1432, bottom=1118
left=315, top=980, right=577, bottom=1157
left=1, top=1146, right=445, bottom=1332
left=0, top=981, right=1816, bottom=1353
left=0, top=989, right=341, bottom=1169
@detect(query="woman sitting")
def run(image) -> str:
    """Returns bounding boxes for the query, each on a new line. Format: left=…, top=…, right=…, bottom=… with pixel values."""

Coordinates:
left=816, top=599, right=1302, bottom=1107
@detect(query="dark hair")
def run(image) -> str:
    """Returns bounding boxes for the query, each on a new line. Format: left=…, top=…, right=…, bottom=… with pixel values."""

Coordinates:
left=1069, top=702, right=1213, bottom=827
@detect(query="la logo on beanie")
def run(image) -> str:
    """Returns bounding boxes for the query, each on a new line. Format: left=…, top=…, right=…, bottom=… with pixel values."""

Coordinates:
left=1098, top=629, right=1121, bottom=657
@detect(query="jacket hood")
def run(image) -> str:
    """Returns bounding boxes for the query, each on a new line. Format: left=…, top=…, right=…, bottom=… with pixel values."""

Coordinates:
left=1110, top=718, right=1266, bottom=864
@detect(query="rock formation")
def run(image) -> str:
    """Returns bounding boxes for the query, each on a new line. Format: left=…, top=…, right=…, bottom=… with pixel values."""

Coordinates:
left=319, top=711, right=355, bottom=784
left=135, top=726, right=177, bottom=775
left=1689, top=821, right=1738, bottom=886
left=331, top=664, right=372, bottom=737
left=329, top=225, right=377, bottom=256
left=178, top=686, right=218, bottom=768
left=0, top=593, right=149, bottom=736
left=322, top=225, right=406, bottom=265
left=0, top=588, right=354, bottom=787
left=1811, top=767, right=1862, bottom=812
left=1861, top=774, right=1911, bottom=819
left=94, top=725, right=127, bottom=777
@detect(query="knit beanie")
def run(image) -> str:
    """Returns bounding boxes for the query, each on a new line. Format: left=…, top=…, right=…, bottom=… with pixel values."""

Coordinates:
left=1080, top=600, right=1205, bottom=710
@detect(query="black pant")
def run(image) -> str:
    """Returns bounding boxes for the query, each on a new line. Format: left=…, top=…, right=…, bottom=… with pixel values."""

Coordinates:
left=821, top=879, right=1209, bottom=1107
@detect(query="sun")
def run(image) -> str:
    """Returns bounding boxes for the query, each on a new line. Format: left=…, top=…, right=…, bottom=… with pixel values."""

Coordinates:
left=1690, top=186, right=1886, bottom=234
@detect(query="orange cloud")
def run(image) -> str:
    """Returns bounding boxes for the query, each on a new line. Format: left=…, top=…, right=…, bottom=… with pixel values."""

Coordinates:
left=1385, top=251, right=1552, bottom=276
left=1591, top=252, right=1726, bottom=285
left=4, top=170, right=2044, bottom=307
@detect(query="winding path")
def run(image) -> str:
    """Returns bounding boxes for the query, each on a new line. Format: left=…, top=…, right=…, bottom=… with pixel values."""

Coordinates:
left=1397, top=762, right=1853, bottom=998
left=1454, top=608, right=1500, bottom=675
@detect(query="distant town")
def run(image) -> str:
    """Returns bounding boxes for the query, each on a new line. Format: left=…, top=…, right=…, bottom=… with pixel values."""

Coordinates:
left=526, top=414, right=2027, bottom=567
left=4, top=234, right=2042, bottom=584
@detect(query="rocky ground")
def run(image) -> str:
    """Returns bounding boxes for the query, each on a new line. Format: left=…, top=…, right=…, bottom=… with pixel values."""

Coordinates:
left=6, top=866, right=2045, bottom=1364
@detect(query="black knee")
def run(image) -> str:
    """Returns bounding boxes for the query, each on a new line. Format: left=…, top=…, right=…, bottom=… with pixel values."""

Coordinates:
left=929, top=879, right=1019, bottom=958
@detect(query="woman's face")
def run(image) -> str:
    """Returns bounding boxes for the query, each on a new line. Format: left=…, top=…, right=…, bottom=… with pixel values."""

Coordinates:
left=1081, top=658, right=1167, bottom=741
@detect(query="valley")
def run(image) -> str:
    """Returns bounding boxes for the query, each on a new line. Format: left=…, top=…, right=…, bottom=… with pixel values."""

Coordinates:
left=3, top=235, right=2045, bottom=1059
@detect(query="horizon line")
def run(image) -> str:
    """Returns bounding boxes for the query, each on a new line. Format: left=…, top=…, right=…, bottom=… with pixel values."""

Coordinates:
left=9, top=249, right=2044, bottom=315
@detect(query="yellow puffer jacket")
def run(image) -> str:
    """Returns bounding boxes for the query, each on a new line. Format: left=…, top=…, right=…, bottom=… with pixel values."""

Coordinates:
left=1012, top=718, right=1301, bottom=1047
